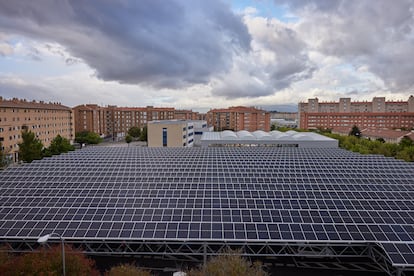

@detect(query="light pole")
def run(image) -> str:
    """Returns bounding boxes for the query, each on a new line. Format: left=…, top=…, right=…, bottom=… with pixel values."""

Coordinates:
left=37, top=233, right=66, bottom=276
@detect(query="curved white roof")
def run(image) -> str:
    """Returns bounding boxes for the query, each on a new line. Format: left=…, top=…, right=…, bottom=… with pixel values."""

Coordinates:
left=201, top=130, right=338, bottom=148
left=270, top=131, right=290, bottom=139
left=221, top=130, right=237, bottom=139
left=252, top=130, right=272, bottom=140
left=237, top=130, right=255, bottom=140
left=292, top=134, right=313, bottom=140
left=286, top=130, right=298, bottom=135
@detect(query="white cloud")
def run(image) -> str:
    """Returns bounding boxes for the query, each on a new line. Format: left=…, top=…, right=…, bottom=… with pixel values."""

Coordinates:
left=0, top=42, right=12, bottom=56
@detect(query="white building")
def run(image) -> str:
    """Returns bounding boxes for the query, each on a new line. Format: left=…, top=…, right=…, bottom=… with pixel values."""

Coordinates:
left=200, top=130, right=338, bottom=148
left=187, top=120, right=214, bottom=146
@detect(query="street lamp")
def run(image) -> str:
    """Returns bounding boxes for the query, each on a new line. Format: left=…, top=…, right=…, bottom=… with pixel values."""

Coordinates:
left=37, top=233, right=66, bottom=276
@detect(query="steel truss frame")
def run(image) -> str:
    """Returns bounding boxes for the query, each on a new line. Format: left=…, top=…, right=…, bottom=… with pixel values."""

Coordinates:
left=0, top=239, right=411, bottom=276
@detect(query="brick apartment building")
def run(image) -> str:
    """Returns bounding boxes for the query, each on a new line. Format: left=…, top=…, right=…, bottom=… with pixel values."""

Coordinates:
left=174, top=109, right=204, bottom=120
left=73, top=104, right=201, bottom=138
left=206, top=106, right=271, bottom=131
left=298, top=96, right=414, bottom=130
left=0, top=97, right=74, bottom=162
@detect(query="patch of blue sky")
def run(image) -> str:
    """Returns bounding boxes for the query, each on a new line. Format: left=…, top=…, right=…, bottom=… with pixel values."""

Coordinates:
left=231, top=0, right=296, bottom=22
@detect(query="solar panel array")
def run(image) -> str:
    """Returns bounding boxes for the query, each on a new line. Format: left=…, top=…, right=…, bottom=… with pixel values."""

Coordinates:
left=1, top=147, right=414, bottom=268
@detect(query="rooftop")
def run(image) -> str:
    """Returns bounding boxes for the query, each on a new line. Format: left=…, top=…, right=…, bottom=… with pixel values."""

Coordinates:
left=148, top=119, right=189, bottom=125
left=201, top=130, right=338, bottom=148
left=0, top=97, right=70, bottom=110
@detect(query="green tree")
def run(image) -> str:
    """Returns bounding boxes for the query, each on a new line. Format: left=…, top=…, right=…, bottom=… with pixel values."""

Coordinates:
left=105, top=263, right=151, bottom=276
left=188, top=250, right=267, bottom=276
left=399, top=136, right=413, bottom=147
left=125, top=134, right=133, bottom=145
left=18, top=130, right=44, bottom=163
left=75, top=131, right=103, bottom=144
left=270, top=124, right=276, bottom=131
left=49, top=134, right=75, bottom=155
left=128, top=127, right=141, bottom=138
left=396, top=146, right=414, bottom=162
left=1, top=244, right=99, bottom=276
left=349, top=125, right=361, bottom=138
left=42, top=147, right=53, bottom=157
left=140, top=126, right=148, bottom=141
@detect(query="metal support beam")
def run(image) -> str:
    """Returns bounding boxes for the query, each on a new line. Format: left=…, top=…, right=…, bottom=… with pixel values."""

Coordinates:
left=1, top=239, right=413, bottom=275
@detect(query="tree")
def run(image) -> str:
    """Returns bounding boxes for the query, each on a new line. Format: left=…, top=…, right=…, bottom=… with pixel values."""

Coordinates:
left=18, top=130, right=44, bottom=163
left=270, top=124, right=276, bottom=131
left=396, top=146, right=414, bottom=162
left=75, top=131, right=103, bottom=144
left=349, top=125, right=361, bottom=138
left=49, top=134, right=75, bottom=155
left=0, top=142, right=5, bottom=168
left=1, top=244, right=99, bottom=276
left=105, top=263, right=151, bottom=276
left=376, top=137, right=386, bottom=143
left=128, top=127, right=141, bottom=138
left=399, top=136, right=413, bottom=147
left=125, top=134, right=133, bottom=145
left=0, top=246, right=12, bottom=272
left=188, top=250, right=267, bottom=276
left=140, top=126, right=148, bottom=141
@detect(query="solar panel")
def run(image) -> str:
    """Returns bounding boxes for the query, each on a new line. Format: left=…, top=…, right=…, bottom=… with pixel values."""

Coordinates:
left=1, top=147, right=414, bottom=272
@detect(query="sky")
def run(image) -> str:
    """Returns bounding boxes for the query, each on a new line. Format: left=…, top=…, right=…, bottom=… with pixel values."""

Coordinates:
left=0, top=0, right=413, bottom=112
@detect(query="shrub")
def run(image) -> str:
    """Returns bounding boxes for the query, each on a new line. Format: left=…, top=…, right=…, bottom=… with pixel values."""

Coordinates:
left=106, top=263, right=152, bottom=276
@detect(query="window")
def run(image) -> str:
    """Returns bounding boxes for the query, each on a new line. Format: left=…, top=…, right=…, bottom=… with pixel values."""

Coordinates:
left=162, top=128, right=167, bottom=147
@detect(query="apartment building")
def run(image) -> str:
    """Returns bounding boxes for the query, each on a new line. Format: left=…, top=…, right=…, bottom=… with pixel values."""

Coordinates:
left=73, top=105, right=176, bottom=138
left=298, top=96, right=414, bottom=130
left=73, top=104, right=106, bottom=135
left=0, top=97, right=74, bottom=162
left=206, top=106, right=271, bottom=132
left=147, top=120, right=194, bottom=147
left=270, top=111, right=298, bottom=120
left=174, top=109, right=202, bottom=120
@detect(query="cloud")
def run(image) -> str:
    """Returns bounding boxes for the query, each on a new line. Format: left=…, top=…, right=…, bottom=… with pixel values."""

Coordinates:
left=281, top=0, right=414, bottom=92
left=211, top=14, right=315, bottom=99
left=0, top=76, right=55, bottom=101
left=0, top=42, right=12, bottom=56
left=0, top=0, right=250, bottom=89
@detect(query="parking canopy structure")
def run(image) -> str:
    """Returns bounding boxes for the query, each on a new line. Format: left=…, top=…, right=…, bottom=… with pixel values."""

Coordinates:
left=1, top=147, right=414, bottom=275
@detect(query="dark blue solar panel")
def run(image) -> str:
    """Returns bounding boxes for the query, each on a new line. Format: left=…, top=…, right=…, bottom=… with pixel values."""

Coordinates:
left=1, top=147, right=414, bottom=268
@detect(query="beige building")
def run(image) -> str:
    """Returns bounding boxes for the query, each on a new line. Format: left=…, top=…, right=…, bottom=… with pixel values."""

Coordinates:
left=0, top=97, right=74, bottom=162
left=147, top=120, right=194, bottom=147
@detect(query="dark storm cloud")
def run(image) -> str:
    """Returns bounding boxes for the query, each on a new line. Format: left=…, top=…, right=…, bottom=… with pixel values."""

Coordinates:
left=0, top=0, right=251, bottom=88
left=279, top=0, right=414, bottom=92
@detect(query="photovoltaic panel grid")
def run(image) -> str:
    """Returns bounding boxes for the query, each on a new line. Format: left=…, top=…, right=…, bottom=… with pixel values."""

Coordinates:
left=0, top=147, right=414, bottom=273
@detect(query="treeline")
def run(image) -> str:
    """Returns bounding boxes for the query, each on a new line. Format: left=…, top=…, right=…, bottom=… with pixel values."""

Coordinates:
left=271, top=126, right=414, bottom=162
left=75, top=131, right=103, bottom=145
left=0, top=245, right=267, bottom=276
left=321, top=131, right=414, bottom=162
